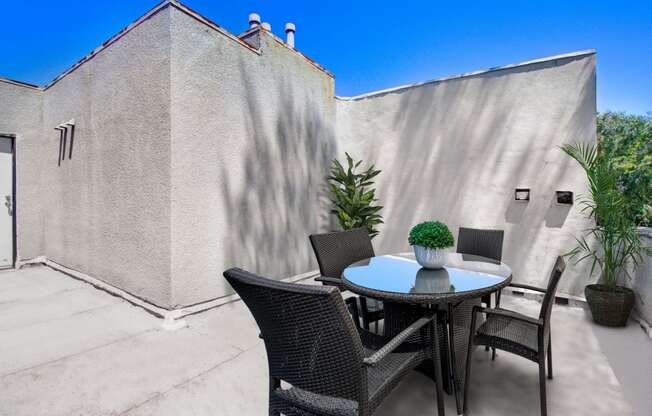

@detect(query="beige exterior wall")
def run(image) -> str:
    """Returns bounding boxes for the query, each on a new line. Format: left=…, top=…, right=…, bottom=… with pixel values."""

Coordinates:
left=169, top=11, right=336, bottom=306
left=0, top=1, right=597, bottom=308
left=336, top=53, right=597, bottom=296
left=3, top=8, right=174, bottom=307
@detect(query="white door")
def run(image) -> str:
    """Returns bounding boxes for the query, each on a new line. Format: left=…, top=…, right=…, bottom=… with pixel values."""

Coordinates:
left=0, top=137, right=14, bottom=268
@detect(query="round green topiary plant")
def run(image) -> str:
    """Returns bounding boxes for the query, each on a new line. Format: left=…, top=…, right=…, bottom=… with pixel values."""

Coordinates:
left=408, top=221, right=455, bottom=250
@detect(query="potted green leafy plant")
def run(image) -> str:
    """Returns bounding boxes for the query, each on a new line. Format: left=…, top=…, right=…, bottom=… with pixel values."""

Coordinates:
left=597, top=112, right=652, bottom=332
left=408, top=221, right=454, bottom=269
left=561, top=142, right=651, bottom=326
left=328, top=153, right=383, bottom=238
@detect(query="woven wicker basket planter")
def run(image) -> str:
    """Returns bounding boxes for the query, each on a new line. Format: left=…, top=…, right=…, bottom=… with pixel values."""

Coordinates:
left=585, top=284, right=635, bottom=327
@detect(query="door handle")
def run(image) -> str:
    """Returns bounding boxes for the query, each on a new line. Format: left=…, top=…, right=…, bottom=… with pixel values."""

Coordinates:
left=4, top=195, right=12, bottom=216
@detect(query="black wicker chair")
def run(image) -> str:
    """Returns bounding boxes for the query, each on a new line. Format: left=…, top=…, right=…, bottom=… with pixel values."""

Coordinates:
left=456, top=227, right=504, bottom=309
left=309, top=228, right=383, bottom=331
left=463, top=256, right=566, bottom=416
left=456, top=227, right=505, bottom=358
left=224, top=267, right=445, bottom=416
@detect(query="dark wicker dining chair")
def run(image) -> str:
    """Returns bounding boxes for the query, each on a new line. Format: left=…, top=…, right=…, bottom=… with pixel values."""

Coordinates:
left=309, top=228, right=384, bottom=331
left=456, top=227, right=505, bottom=356
left=224, top=267, right=444, bottom=416
left=463, top=256, right=566, bottom=416
left=456, top=227, right=504, bottom=309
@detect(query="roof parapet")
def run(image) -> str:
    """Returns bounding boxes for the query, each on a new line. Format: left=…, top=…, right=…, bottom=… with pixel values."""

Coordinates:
left=0, top=76, right=42, bottom=91
left=337, top=49, right=596, bottom=101
left=8, top=0, right=262, bottom=91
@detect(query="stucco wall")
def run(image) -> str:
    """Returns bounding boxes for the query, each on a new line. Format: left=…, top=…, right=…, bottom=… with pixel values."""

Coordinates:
left=25, top=7, right=173, bottom=307
left=2, top=1, right=598, bottom=307
left=0, top=81, right=44, bottom=259
left=336, top=53, right=597, bottom=297
left=169, top=11, right=336, bottom=306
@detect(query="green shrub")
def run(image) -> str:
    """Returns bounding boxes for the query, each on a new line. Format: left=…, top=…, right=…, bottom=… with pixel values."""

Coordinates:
left=328, top=153, right=383, bottom=238
left=597, top=112, right=652, bottom=226
left=408, top=221, right=454, bottom=250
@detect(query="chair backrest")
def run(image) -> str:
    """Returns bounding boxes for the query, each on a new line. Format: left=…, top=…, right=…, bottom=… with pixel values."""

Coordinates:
left=224, top=268, right=366, bottom=404
left=309, top=228, right=375, bottom=282
left=457, top=227, right=504, bottom=262
left=539, top=256, right=566, bottom=324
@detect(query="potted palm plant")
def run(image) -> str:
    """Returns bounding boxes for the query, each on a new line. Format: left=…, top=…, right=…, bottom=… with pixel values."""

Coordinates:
left=408, top=221, right=455, bottom=269
left=561, top=143, right=650, bottom=326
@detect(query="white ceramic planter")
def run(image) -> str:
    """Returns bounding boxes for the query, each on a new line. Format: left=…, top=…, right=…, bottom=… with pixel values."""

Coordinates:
left=413, top=268, right=454, bottom=293
left=413, top=245, right=448, bottom=269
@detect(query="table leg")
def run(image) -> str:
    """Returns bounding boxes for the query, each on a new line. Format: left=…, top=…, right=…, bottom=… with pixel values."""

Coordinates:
left=385, top=302, right=453, bottom=394
left=448, top=303, right=462, bottom=415
left=432, top=305, right=446, bottom=416
left=447, top=299, right=481, bottom=415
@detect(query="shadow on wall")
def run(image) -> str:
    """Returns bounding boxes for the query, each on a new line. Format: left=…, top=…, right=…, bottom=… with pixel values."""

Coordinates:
left=219, top=57, right=336, bottom=284
left=354, top=56, right=596, bottom=295
left=544, top=194, right=572, bottom=228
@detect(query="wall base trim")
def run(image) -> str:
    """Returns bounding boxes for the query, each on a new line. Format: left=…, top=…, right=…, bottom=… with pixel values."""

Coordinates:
left=631, top=310, right=652, bottom=339
left=16, top=257, right=318, bottom=330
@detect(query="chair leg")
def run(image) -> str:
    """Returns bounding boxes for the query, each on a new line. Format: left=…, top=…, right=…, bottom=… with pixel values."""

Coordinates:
left=547, top=336, right=553, bottom=380
left=359, top=297, right=370, bottom=330
left=269, top=377, right=281, bottom=416
left=345, top=297, right=361, bottom=329
left=492, top=292, right=501, bottom=358
left=539, top=359, right=547, bottom=416
left=484, top=294, right=491, bottom=352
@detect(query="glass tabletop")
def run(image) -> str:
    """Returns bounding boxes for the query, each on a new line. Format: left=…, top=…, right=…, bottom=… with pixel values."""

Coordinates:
left=342, top=252, right=512, bottom=302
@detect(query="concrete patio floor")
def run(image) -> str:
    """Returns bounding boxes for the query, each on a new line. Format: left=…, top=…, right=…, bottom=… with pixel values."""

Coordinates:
left=1, top=265, right=650, bottom=415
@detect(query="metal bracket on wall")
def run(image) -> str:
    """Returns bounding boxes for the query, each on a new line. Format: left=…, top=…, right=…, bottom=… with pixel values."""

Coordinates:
left=54, top=127, right=66, bottom=166
left=54, top=119, right=75, bottom=165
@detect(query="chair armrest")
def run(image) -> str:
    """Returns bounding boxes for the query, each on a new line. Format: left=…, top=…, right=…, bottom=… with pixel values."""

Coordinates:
left=315, top=276, right=342, bottom=286
left=474, top=306, right=543, bottom=327
left=363, top=314, right=434, bottom=367
left=507, top=282, right=547, bottom=294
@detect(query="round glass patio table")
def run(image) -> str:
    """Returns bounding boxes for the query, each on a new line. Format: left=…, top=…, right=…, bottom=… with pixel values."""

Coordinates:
left=342, top=252, right=512, bottom=416
left=342, top=252, right=512, bottom=305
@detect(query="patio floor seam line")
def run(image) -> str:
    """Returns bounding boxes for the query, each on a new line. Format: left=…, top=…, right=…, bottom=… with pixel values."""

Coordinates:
left=0, top=328, right=157, bottom=378
left=0, top=301, right=123, bottom=334
left=0, top=286, right=86, bottom=306
left=117, top=343, right=257, bottom=415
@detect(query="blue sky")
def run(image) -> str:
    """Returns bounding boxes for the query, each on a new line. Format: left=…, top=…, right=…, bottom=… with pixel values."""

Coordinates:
left=1, top=0, right=650, bottom=114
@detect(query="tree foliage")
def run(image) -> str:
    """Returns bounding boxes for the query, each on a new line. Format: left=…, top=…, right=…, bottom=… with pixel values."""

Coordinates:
left=597, top=112, right=652, bottom=226
left=328, top=153, right=383, bottom=238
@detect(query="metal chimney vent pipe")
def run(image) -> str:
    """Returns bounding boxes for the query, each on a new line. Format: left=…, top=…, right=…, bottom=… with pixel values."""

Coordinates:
left=261, top=22, right=271, bottom=31
left=285, top=23, right=295, bottom=48
left=248, top=13, right=261, bottom=28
